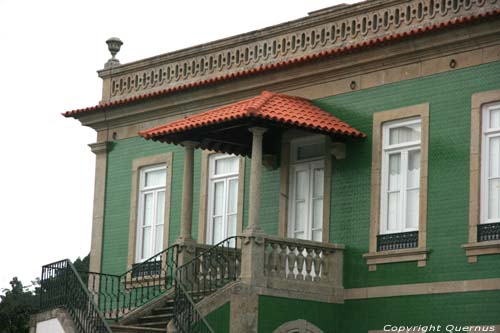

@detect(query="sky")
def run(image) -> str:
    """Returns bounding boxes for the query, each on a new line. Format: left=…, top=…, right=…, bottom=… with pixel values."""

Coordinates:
left=0, top=0, right=360, bottom=293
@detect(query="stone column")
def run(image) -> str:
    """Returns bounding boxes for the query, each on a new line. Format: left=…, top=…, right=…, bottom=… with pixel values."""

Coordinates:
left=179, top=141, right=198, bottom=242
left=247, top=127, right=267, bottom=232
left=240, top=128, right=267, bottom=289
left=88, top=141, right=111, bottom=296
left=176, top=141, right=198, bottom=269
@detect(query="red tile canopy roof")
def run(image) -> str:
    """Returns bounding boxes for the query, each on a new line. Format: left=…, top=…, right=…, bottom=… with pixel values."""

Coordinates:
left=140, top=91, right=365, bottom=156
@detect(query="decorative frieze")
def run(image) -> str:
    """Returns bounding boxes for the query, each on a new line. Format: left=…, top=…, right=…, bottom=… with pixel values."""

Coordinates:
left=99, top=0, right=499, bottom=102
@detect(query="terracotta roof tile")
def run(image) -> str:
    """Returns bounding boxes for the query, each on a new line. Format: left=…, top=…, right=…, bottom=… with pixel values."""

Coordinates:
left=63, top=10, right=500, bottom=117
left=139, top=91, right=366, bottom=139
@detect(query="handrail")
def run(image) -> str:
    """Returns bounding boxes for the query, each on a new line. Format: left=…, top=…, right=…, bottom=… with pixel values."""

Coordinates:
left=81, top=243, right=179, bottom=320
left=40, top=259, right=112, bottom=333
left=173, top=236, right=243, bottom=332
left=173, top=276, right=214, bottom=333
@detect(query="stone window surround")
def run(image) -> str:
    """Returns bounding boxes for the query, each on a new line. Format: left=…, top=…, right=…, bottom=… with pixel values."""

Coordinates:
left=278, top=130, right=332, bottom=242
left=364, top=103, right=429, bottom=271
left=127, top=152, right=173, bottom=271
left=197, top=151, right=246, bottom=244
left=463, top=89, right=500, bottom=263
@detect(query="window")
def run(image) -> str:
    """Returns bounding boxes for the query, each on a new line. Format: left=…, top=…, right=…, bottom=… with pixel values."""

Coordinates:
left=288, top=138, right=325, bottom=242
left=136, top=165, right=167, bottom=262
left=206, top=154, right=240, bottom=245
left=380, top=118, right=421, bottom=235
left=364, top=103, right=429, bottom=270
left=464, top=91, right=500, bottom=263
left=481, top=103, right=500, bottom=226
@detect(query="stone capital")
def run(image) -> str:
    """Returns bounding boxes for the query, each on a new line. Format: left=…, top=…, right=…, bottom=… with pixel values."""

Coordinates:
left=248, top=127, right=267, bottom=136
left=180, top=140, right=199, bottom=149
left=88, top=141, right=111, bottom=155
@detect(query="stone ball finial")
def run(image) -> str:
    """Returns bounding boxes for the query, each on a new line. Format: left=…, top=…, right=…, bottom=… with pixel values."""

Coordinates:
left=105, top=37, right=123, bottom=68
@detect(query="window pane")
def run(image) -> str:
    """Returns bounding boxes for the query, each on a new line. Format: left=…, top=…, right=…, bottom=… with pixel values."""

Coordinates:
left=213, top=181, right=224, bottom=215
left=389, top=122, right=421, bottom=145
left=227, top=214, right=237, bottom=238
left=313, top=168, right=324, bottom=198
left=156, top=191, right=165, bottom=225
left=388, top=153, right=401, bottom=191
left=154, top=225, right=163, bottom=253
left=489, top=137, right=500, bottom=178
left=407, top=150, right=421, bottom=189
left=312, top=198, right=323, bottom=229
left=212, top=216, right=223, bottom=244
left=141, top=227, right=151, bottom=259
left=145, top=169, right=166, bottom=187
left=297, top=143, right=323, bottom=160
left=488, top=178, right=500, bottom=220
left=295, top=201, right=306, bottom=232
left=227, top=179, right=238, bottom=214
left=295, top=170, right=308, bottom=200
left=143, top=193, right=154, bottom=226
left=312, top=230, right=322, bottom=242
left=489, top=107, right=500, bottom=129
left=406, top=189, right=419, bottom=229
left=294, top=231, right=306, bottom=240
left=387, top=192, right=400, bottom=232
left=215, top=156, right=238, bottom=175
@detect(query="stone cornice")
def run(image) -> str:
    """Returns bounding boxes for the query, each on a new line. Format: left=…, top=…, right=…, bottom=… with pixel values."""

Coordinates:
left=76, top=20, right=500, bottom=132
left=97, top=0, right=499, bottom=102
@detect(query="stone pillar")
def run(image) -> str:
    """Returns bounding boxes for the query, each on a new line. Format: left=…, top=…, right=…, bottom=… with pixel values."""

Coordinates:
left=88, top=141, right=111, bottom=293
left=247, top=127, right=267, bottom=232
left=179, top=141, right=198, bottom=242
left=327, top=248, right=345, bottom=303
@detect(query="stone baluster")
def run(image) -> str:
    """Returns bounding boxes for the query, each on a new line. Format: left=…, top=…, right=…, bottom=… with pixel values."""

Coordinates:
left=296, top=246, right=305, bottom=280
left=305, top=248, right=314, bottom=281
left=313, top=249, right=322, bottom=282
left=278, top=244, right=287, bottom=279
left=287, top=246, right=297, bottom=280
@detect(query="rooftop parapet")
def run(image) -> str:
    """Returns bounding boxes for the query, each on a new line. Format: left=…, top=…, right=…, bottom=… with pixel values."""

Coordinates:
left=97, top=0, right=499, bottom=103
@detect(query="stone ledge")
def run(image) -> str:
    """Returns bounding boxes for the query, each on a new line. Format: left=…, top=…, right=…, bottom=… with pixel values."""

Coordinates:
left=363, top=248, right=429, bottom=271
left=462, top=240, right=500, bottom=263
left=29, top=309, right=76, bottom=333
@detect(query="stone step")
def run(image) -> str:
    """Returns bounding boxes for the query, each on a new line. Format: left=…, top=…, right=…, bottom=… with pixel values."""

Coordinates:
left=134, top=320, right=169, bottom=329
left=151, top=306, right=173, bottom=314
left=109, top=324, right=165, bottom=333
left=139, top=313, right=173, bottom=322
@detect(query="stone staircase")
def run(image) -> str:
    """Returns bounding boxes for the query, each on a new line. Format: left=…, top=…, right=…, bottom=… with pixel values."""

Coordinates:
left=110, top=297, right=174, bottom=333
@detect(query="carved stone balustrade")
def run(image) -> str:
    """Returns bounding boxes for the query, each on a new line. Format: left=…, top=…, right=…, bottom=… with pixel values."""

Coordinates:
left=262, top=235, right=345, bottom=303
left=97, top=0, right=499, bottom=103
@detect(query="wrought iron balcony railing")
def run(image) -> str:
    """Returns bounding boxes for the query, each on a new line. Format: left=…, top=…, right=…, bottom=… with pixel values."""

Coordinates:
left=377, top=231, right=419, bottom=252
left=173, top=236, right=243, bottom=332
left=478, top=222, right=500, bottom=242
left=40, top=259, right=111, bottom=333
left=79, top=243, right=179, bottom=320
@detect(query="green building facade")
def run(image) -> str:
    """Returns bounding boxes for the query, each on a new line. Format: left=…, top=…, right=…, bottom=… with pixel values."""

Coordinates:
left=34, top=1, right=500, bottom=332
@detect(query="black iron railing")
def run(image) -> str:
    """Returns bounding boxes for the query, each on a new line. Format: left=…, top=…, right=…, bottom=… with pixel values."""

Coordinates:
left=81, top=243, right=179, bottom=320
left=173, top=277, right=214, bottom=333
left=478, top=222, right=500, bottom=242
left=377, top=231, right=418, bottom=251
left=173, top=236, right=242, bottom=332
left=40, top=259, right=111, bottom=333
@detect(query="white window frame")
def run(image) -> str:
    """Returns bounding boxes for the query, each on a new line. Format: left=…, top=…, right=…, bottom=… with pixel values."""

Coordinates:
left=288, top=136, right=325, bottom=241
left=206, top=153, right=239, bottom=245
left=135, top=164, right=167, bottom=262
left=480, top=102, right=500, bottom=225
left=379, top=117, right=421, bottom=235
